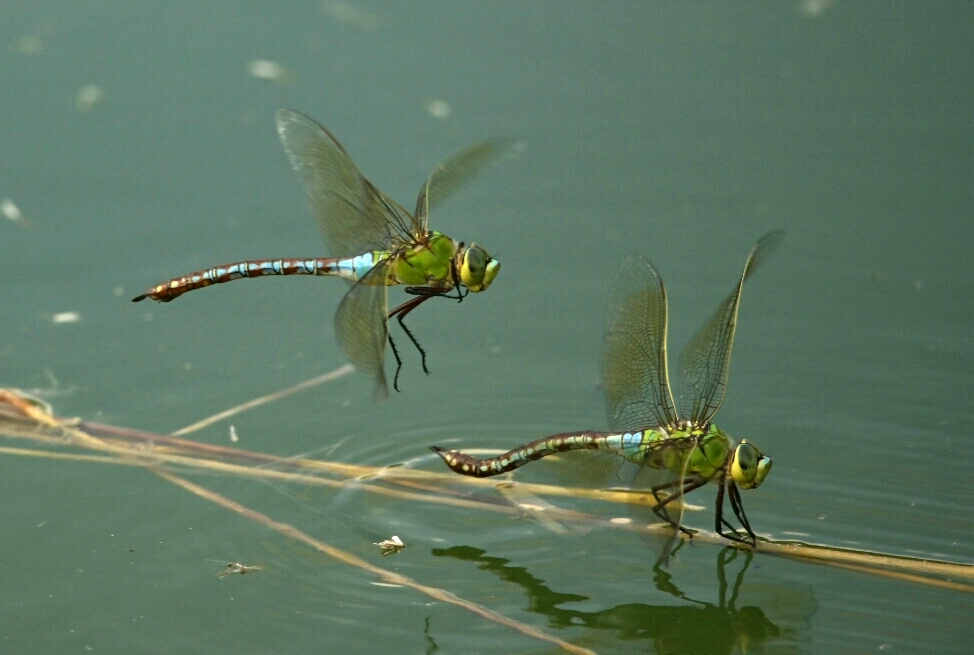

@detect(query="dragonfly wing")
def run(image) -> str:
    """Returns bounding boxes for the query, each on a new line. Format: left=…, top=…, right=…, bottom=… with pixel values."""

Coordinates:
left=678, top=231, right=784, bottom=425
left=334, top=260, right=392, bottom=400
left=414, top=139, right=517, bottom=233
left=276, top=109, right=410, bottom=257
left=602, top=253, right=679, bottom=433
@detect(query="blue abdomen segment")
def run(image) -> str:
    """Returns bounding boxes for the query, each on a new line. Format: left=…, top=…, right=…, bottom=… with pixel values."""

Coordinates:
left=132, top=251, right=389, bottom=302
left=430, top=429, right=661, bottom=478
left=331, top=251, right=378, bottom=281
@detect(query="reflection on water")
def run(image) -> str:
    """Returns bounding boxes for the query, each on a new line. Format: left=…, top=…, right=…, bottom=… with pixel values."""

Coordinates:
left=432, top=546, right=816, bottom=654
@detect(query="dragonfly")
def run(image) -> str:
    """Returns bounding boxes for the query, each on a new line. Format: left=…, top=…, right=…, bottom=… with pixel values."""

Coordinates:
left=134, top=109, right=509, bottom=398
left=433, top=231, right=783, bottom=551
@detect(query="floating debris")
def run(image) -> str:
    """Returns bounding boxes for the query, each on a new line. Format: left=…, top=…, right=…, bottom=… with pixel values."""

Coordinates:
left=76, top=85, right=104, bottom=113
left=425, top=99, right=451, bottom=120
left=1, top=199, right=23, bottom=223
left=229, top=425, right=239, bottom=443
left=374, top=535, right=405, bottom=557
left=217, top=562, right=265, bottom=577
left=16, top=35, right=45, bottom=55
left=321, top=1, right=378, bottom=31
left=800, top=0, right=837, bottom=18
left=52, top=312, right=81, bottom=324
left=247, top=59, right=290, bottom=84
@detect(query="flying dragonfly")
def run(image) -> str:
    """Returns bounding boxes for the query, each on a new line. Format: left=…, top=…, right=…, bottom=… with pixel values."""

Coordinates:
left=134, top=109, right=510, bottom=398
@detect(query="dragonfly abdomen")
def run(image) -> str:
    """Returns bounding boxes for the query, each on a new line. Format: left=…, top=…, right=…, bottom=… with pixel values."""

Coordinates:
left=132, top=252, right=389, bottom=302
left=430, top=430, right=661, bottom=478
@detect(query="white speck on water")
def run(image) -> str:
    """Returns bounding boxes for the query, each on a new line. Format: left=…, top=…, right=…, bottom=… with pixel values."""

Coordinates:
left=1, top=199, right=22, bottom=222
left=76, top=84, right=104, bottom=112
left=248, top=59, right=287, bottom=82
left=52, top=312, right=80, bottom=324
left=800, top=0, right=837, bottom=18
left=425, top=99, right=451, bottom=119
left=16, top=35, right=45, bottom=54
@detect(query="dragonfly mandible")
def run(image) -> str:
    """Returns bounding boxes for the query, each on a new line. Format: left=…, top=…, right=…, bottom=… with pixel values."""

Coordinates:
left=433, top=231, right=783, bottom=551
left=134, top=109, right=511, bottom=398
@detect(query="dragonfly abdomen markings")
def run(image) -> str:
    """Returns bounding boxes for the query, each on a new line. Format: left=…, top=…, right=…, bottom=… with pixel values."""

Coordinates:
left=431, top=430, right=662, bottom=478
left=132, top=252, right=391, bottom=302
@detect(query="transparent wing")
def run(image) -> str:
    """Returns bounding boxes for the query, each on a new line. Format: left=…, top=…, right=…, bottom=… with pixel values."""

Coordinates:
left=602, top=254, right=679, bottom=433
left=334, top=261, right=393, bottom=400
left=678, top=231, right=784, bottom=425
left=414, top=139, right=516, bottom=233
left=276, top=109, right=412, bottom=257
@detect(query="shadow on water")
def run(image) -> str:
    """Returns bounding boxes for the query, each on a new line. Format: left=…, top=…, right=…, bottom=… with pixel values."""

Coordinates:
left=432, top=545, right=817, bottom=654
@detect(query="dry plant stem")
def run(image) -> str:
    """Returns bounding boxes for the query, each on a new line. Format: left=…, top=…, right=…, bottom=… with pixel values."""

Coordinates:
left=154, top=469, right=599, bottom=655
left=9, top=437, right=974, bottom=595
left=0, top=391, right=596, bottom=654
left=171, top=364, right=354, bottom=436
left=2, top=389, right=973, bottom=591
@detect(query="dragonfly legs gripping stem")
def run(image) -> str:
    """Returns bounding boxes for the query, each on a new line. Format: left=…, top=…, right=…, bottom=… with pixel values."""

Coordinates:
left=649, top=476, right=708, bottom=537
left=715, top=479, right=756, bottom=546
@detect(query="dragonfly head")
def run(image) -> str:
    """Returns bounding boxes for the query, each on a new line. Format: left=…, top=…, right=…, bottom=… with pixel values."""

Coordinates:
left=458, top=243, right=499, bottom=292
left=730, top=439, right=772, bottom=490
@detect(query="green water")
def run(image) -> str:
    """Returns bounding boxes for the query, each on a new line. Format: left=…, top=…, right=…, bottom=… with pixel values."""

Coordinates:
left=1, top=2, right=972, bottom=653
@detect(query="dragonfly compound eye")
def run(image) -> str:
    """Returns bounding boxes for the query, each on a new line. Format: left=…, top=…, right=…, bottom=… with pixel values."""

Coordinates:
left=732, top=441, right=765, bottom=489
left=460, top=244, right=499, bottom=292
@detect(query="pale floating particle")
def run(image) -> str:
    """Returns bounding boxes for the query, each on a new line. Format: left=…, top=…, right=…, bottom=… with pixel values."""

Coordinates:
left=1, top=199, right=22, bottom=222
left=248, top=59, right=287, bottom=82
left=52, top=312, right=80, bottom=324
left=76, top=84, right=104, bottom=112
left=425, top=99, right=451, bottom=120
left=183, top=362, right=193, bottom=370
left=113, top=286, right=125, bottom=297
left=610, top=517, right=633, bottom=524
left=800, top=0, right=837, bottom=18
left=913, top=279, right=924, bottom=291
left=321, top=1, right=378, bottom=31
left=229, top=425, right=239, bottom=442
left=16, top=35, right=45, bottom=54
left=374, top=535, right=405, bottom=556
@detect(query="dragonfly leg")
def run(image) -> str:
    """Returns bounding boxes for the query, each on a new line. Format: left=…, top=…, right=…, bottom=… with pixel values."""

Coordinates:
left=650, top=477, right=706, bottom=536
left=386, top=332, right=406, bottom=393
left=388, top=295, right=437, bottom=383
left=727, top=482, right=756, bottom=543
left=715, top=480, right=755, bottom=546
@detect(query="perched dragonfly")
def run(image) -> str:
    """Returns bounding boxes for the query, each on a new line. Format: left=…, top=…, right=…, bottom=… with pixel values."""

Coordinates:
left=134, top=109, right=510, bottom=398
left=433, top=232, right=783, bottom=554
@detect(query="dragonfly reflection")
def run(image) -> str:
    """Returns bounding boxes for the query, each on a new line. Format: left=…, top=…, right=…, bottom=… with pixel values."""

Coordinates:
left=432, top=545, right=816, bottom=654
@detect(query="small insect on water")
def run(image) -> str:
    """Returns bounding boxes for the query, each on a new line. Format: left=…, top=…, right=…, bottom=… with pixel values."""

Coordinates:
left=217, top=562, right=265, bottom=577
left=374, top=535, right=405, bottom=557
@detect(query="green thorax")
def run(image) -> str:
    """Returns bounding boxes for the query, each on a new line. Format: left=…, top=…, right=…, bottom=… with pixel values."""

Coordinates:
left=641, top=424, right=732, bottom=481
left=390, top=231, right=457, bottom=287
